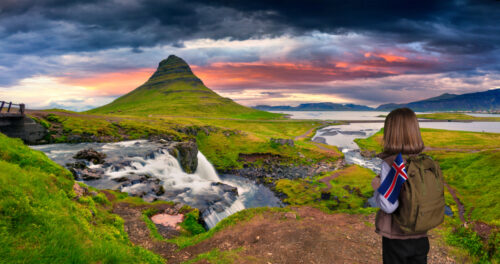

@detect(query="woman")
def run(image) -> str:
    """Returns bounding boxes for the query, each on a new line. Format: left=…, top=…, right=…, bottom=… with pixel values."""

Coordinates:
left=371, top=108, right=432, bottom=264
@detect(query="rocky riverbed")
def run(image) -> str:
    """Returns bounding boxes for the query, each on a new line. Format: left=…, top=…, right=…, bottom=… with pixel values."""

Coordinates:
left=31, top=139, right=282, bottom=228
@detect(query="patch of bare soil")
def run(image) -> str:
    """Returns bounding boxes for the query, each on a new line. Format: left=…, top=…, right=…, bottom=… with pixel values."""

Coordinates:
left=113, top=201, right=456, bottom=264
left=445, top=183, right=466, bottom=223
left=183, top=207, right=454, bottom=264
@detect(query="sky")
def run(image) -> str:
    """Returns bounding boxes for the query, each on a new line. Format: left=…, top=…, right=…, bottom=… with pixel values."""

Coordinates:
left=1, top=0, right=500, bottom=111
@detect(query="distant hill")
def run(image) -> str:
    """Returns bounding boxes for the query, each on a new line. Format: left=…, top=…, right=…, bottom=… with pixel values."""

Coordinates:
left=376, top=89, right=500, bottom=112
left=88, top=55, right=280, bottom=119
left=254, top=102, right=374, bottom=111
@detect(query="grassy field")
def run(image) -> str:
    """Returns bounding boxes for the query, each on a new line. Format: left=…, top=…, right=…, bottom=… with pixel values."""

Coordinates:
left=0, top=133, right=164, bottom=264
left=417, top=112, right=500, bottom=121
left=31, top=110, right=341, bottom=171
left=355, top=128, right=500, bottom=262
left=275, top=165, right=378, bottom=214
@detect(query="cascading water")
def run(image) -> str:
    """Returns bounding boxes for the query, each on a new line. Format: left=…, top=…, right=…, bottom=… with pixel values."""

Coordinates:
left=31, top=140, right=282, bottom=228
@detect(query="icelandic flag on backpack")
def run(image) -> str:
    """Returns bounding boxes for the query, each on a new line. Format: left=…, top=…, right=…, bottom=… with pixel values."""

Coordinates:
left=377, top=153, right=408, bottom=204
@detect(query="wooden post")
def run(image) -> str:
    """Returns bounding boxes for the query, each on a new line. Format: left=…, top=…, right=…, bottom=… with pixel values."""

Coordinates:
left=20, top=104, right=25, bottom=115
left=7, top=102, right=12, bottom=112
left=0, top=101, right=4, bottom=113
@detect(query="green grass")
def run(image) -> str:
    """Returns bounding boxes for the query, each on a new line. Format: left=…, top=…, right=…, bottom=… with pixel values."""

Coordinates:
left=355, top=128, right=500, bottom=152
left=275, top=165, right=378, bottom=214
left=417, top=113, right=500, bottom=121
left=0, top=133, right=163, bottom=264
left=182, top=248, right=244, bottom=264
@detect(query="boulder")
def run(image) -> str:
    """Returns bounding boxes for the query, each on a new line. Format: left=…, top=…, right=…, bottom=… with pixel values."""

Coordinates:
left=167, top=141, right=198, bottom=173
left=212, top=182, right=238, bottom=196
left=73, top=148, right=106, bottom=164
left=270, top=138, right=294, bottom=147
left=360, top=150, right=376, bottom=158
left=312, top=137, right=327, bottom=144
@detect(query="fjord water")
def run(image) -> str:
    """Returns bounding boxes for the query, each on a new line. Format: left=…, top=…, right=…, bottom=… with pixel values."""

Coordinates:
left=31, top=140, right=281, bottom=228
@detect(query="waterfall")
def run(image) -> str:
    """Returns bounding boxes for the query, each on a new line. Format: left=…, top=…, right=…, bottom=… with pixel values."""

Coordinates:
left=32, top=140, right=282, bottom=229
left=195, top=152, right=220, bottom=181
left=203, top=199, right=246, bottom=229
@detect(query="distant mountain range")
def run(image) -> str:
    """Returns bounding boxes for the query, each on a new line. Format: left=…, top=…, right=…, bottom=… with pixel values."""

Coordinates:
left=376, top=89, right=500, bottom=111
left=253, top=89, right=500, bottom=112
left=254, top=103, right=373, bottom=111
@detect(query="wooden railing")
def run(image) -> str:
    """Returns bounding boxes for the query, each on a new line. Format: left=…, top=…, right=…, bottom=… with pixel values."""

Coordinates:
left=0, top=101, right=25, bottom=115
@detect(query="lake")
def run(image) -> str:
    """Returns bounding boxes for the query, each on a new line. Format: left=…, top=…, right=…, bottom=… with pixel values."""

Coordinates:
left=276, top=111, right=500, bottom=133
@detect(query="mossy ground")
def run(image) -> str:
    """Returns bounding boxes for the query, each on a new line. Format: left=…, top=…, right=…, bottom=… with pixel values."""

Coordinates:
left=0, top=133, right=164, bottom=264
left=356, top=128, right=500, bottom=262
left=275, top=165, right=378, bottom=215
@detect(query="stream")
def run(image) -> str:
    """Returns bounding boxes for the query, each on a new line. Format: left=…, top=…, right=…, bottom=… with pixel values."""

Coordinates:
left=31, top=140, right=282, bottom=228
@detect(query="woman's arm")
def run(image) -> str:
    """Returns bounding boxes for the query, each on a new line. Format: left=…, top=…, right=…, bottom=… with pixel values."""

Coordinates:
left=374, top=162, right=399, bottom=213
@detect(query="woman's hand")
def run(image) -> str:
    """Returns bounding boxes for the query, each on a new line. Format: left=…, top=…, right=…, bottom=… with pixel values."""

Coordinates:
left=371, top=175, right=381, bottom=190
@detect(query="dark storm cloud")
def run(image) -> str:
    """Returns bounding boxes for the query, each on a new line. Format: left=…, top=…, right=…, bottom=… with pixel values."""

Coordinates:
left=0, top=0, right=499, bottom=89
left=193, top=0, right=500, bottom=54
left=1, top=0, right=498, bottom=54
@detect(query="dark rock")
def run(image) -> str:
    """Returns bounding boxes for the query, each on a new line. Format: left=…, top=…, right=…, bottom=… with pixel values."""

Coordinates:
left=0, top=117, right=47, bottom=144
left=320, top=192, right=331, bottom=200
left=67, top=134, right=82, bottom=143
left=66, top=160, right=87, bottom=170
left=212, top=182, right=238, bottom=196
left=270, top=138, right=294, bottom=147
left=73, top=148, right=106, bottom=164
left=71, top=168, right=103, bottom=181
left=312, top=137, right=327, bottom=144
left=166, top=141, right=198, bottom=173
left=321, top=131, right=338, bottom=136
left=338, top=131, right=366, bottom=136
left=360, top=150, right=376, bottom=158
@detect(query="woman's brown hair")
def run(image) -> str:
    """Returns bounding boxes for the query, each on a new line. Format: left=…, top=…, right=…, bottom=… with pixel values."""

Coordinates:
left=383, top=107, right=424, bottom=155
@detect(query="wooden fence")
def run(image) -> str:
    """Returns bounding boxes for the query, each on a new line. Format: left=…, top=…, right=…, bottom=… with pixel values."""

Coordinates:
left=0, top=101, right=25, bottom=115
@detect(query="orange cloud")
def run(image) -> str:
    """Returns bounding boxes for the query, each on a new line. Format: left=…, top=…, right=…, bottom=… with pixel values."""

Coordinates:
left=378, top=54, right=408, bottom=62
left=192, top=60, right=396, bottom=90
left=59, top=68, right=154, bottom=96
left=364, top=52, right=407, bottom=62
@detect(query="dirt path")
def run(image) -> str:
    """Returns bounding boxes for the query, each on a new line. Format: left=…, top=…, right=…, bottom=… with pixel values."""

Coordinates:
left=318, top=172, right=341, bottom=192
left=294, top=127, right=317, bottom=141
left=112, top=202, right=456, bottom=264
left=444, top=183, right=466, bottom=223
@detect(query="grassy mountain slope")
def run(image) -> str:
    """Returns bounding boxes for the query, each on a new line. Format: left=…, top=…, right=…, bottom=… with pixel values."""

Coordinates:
left=0, top=132, right=163, bottom=264
left=376, top=89, right=500, bottom=112
left=88, top=55, right=280, bottom=119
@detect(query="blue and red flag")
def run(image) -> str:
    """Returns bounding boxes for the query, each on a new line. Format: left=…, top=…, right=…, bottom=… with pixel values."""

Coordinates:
left=377, top=153, right=408, bottom=204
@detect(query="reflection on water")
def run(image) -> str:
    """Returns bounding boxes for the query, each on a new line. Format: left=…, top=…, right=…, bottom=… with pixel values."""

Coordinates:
left=272, top=111, right=390, bottom=120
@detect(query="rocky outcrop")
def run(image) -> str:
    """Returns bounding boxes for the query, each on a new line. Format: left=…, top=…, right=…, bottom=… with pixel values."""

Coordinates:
left=211, top=182, right=238, bottom=196
left=73, top=148, right=106, bottom=164
left=312, top=137, right=327, bottom=144
left=166, top=141, right=198, bottom=173
left=270, top=138, right=294, bottom=147
left=360, top=150, right=376, bottom=158
left=226, top=160, right=340, bottom=186
left=0, top=116, right=47, bottom=144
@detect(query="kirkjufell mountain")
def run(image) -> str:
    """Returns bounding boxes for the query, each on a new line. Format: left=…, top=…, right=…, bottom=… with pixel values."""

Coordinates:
left=89, top=55, right=278, bottom=119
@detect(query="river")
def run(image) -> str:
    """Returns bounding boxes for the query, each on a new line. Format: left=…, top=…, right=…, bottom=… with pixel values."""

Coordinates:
left=31, top=140, right=282, bottom=228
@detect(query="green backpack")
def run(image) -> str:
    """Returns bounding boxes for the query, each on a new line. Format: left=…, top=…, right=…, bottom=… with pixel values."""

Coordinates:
left=393, top=154, right=445, bottom=234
